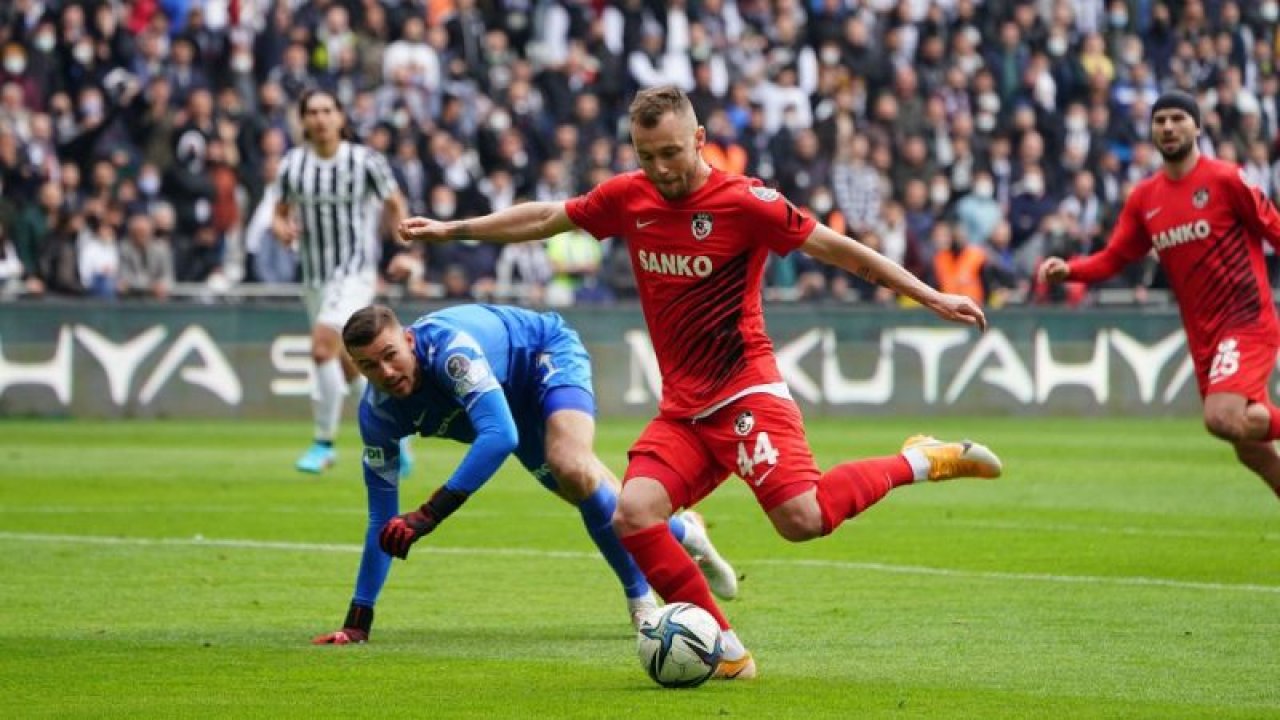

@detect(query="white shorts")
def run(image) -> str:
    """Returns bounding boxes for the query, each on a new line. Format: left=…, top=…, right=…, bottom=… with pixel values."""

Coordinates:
left=304, top=272, right=377, bottom=330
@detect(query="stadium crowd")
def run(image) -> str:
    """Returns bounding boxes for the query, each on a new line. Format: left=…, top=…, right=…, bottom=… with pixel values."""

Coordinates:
left=0, top=0, right=1278, bottom=307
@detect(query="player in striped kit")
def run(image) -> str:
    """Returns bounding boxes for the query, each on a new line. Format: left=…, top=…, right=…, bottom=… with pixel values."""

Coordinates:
left=1041, top=91, right=1280, bottom=500
left=271, top=88, right=409, bottom=474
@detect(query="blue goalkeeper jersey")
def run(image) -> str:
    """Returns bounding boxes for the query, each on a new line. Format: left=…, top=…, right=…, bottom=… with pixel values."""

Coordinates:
left=351, top=304, right=594, bottom=606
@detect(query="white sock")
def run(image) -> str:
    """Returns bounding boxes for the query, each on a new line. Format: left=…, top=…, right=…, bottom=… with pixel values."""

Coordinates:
left=720, top=629, right=746, bottom=660
left=312, top=358, right=347, bottom=442
left=902, top=448, right=931, bottom=483
left=348, top=374, right=367, bottom=398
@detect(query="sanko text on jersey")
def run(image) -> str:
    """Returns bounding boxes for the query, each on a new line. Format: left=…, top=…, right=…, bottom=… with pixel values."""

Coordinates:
left=636, top=250, right=714, bottom=278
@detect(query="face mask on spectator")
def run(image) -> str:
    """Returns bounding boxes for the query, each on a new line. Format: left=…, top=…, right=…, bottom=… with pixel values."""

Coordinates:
left=1047, top=37, right=1067, bottom=56
left=1066, top=114, right=1087, bottom=131
left=976, top=113, right=996, bottom=132
left=434, top=201, right=456, bottom=217
left=3, top=55, right=24, bottom=75
left=488, top=110, right=511, bottom=131
left=1023, top=175, right=1044, bottom=195
left=973, top=180, right=994, bottom=198
left=139, top=174, right=160, bottom=195
left=810, top=193, right=833, bottom=214
left=73, top=43, right=93, bottom=65
left=930, top=185, right=950, bottom=205
left=34, top=33, right=56, bottom=53
left=1263, top=2, right=1279, bottom=21
left=231, top=54, right=252, bottom=73
left=1109, top=11, right=1128, bottom=27
left=82, top=99, right=103, bottom=117
left=978, top=92, right=1000, bottom=113
left=820, top=47, right=841, bottom=65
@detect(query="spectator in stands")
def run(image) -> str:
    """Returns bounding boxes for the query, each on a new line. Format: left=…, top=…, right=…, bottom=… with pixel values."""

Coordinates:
left=118, top=213, right=175, bottom=300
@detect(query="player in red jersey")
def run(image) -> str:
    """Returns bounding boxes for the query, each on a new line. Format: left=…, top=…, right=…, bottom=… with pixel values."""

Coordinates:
left=1041, top=90, right=1280, bottom=501
left=399, top=86, right=1003, bottom=679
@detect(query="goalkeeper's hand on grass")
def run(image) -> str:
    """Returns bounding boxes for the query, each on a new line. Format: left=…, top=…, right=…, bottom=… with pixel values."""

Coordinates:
left=312, top=603, right=373, bottom=645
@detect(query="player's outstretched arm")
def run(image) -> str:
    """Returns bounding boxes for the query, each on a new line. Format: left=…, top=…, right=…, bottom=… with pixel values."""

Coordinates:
left=398, top=201, right=576, bottom=245
left=314, top=468, right=398, bottom=645
left=800, top=224, right=987, bottom=331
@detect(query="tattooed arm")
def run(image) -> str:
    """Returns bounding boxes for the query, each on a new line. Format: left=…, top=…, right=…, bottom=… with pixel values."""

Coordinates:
left=799, top=223, right=987, bottom=331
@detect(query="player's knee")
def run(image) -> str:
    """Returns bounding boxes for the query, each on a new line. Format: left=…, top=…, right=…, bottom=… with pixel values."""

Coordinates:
left=1204, top=410, right=1245, bottom=441
left=612, top=482, right=670, bottom=536
left=769, top=504, right=824, bottom=542
left=546, top=452, right=594, bottom=498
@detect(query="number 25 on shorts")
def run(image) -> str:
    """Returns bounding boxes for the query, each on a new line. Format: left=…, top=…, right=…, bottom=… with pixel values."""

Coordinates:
left=737, top=432, right=780, bottom=486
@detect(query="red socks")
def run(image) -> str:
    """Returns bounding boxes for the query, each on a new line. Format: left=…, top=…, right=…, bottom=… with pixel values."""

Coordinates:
left=619, top=523, right=730, bottom=630
left=815, top=456, right=915, bottom=535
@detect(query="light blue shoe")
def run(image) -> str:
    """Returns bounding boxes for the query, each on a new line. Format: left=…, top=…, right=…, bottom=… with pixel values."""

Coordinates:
left=296, top=443, right=336, bottom=474
left=398, top=437, right=414, bottom=479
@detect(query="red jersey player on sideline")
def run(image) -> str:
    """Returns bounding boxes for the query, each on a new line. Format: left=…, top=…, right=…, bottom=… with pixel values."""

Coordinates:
left=1041, top=90, right=1280, bottom=501
left=399, top=86, right=1003, bottom=680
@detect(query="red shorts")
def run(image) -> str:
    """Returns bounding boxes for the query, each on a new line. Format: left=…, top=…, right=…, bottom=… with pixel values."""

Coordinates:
left=623, top=393, right=821, bottom=512
left=1196, top=332, right=1279, bottom=402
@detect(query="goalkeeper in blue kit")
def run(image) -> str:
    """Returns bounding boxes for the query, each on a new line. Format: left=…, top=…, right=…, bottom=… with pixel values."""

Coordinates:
left=313, top=304, right=738, bottom=643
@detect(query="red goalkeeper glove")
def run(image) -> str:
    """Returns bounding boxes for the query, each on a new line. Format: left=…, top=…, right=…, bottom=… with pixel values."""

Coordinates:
left=379, top=486, right=468, bottom=559
left=312, top=603, right=373, bottom=645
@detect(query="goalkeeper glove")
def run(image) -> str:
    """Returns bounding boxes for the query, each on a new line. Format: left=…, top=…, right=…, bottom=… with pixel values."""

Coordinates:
left=312, top=602, right=373, bottom=645
left=379, top=486, right=468, bottom=559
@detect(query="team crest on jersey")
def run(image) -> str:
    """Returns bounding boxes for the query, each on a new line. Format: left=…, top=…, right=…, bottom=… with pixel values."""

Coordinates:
left=1192, top=187, right=1210, bottom=208
left=691, top=212, right=714, bottom=241
left=734, top=411, right=755, bottom=436
left=750, top=186, right=779, bottom=202
left=445, top=353, right=471, bottom=380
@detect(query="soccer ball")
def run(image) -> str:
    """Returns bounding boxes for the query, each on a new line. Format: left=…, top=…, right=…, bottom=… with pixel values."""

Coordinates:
left=635, top=602, right=723, bottom=688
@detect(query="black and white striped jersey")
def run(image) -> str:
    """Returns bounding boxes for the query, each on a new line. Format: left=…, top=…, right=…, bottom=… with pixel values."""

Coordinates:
left=274, top=141, right=400, bottom=285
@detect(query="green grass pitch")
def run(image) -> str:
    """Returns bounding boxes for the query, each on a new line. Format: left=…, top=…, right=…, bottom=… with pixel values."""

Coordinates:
left=1, top=417, right=1276, bottom=719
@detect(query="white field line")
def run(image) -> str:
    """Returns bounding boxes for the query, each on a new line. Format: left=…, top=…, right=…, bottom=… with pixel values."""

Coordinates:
left=0, top=507, right=1274, bottom=542
left=0, top=531, right=1276, bottom=595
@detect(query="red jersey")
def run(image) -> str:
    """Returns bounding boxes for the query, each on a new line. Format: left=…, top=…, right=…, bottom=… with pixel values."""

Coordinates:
left=1067, top=156, right=1280, bottom=354
left=566, top=169, right=816, bottom=418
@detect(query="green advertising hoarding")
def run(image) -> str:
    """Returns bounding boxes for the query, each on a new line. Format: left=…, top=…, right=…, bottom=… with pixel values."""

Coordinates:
left=0, top=302, right=1213, bottom=418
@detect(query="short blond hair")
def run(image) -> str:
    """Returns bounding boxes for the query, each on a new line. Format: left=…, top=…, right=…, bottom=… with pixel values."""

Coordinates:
left=628, top=85, right=695, bottom=130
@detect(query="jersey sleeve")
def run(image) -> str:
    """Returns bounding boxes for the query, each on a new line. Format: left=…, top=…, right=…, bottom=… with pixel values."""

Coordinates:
left=564, top=173, right=629, bottom=240
left=1066, top=190, right=1152, bottom=283
left=735, top=181, right=817, bottom=255
left=1227, top=167, right=1280, bottom=250
left=364, top=150, right=400, bottom=201
left=352, top=398, right=403, bottom=607
left=429, top=329, right=520, bottom=495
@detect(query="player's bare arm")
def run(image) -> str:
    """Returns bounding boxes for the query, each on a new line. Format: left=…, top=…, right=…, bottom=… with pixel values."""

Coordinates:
left=271, top=200, right=299, bottom=247
left=800, top=223, right=987, bottom=331
left=381, top=190, right=409, bottom=245
left=399, top=201, right=577, bottom=245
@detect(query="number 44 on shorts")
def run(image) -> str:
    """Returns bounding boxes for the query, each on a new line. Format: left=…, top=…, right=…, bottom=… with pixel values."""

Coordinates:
left=737, top=432, right=780, bottom=486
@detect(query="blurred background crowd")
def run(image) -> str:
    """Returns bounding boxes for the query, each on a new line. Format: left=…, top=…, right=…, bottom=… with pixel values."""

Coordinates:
left=0, top=0, right=1278, bottom=308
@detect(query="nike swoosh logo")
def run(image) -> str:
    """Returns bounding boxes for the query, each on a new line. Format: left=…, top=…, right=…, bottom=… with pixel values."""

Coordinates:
left=752, top=466, right=778, bottom=487
left=413, top=410, right=427, bottom=428
left=1145, top=208, right=1162, bottom=220
left=635, top=219, right=657, bottom=228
